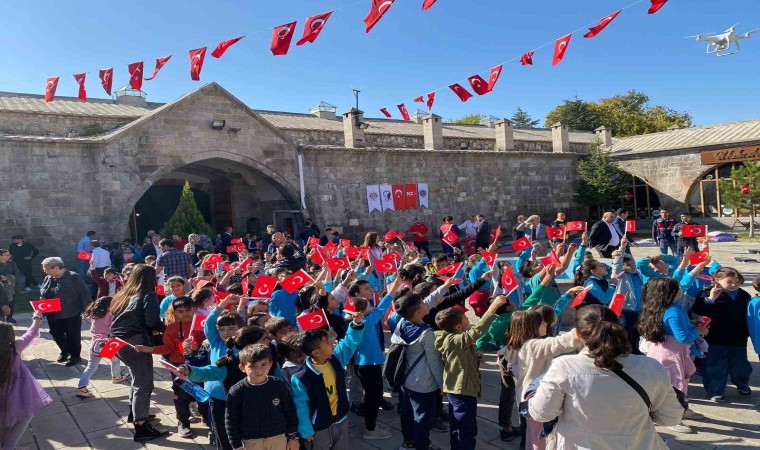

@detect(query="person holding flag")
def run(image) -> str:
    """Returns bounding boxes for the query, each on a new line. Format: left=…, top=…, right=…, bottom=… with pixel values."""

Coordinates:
left=439, top=216, right=462, bottom=254
left=550, top=212, right=568, bottom=245
left=672, top=212, right=701, bottom=259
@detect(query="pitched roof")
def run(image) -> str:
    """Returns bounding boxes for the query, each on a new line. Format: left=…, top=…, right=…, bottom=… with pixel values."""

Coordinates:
left=0, top=91, right=162, bottom=117
left=609, top=119, right=760, bottom=155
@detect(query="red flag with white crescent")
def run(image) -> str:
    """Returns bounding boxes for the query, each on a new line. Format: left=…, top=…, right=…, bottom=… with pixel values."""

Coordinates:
left=280, top=269, right=313, bottom=294
left=689, top=249, right=710, bottom=265
left=128, top=62, right=144, bottom=90
left=144, top=55, right=172, bottom=80
left=297, top=309, right=329, bottom=331
left=609, top=293, right=626, bottom=316
left=211, top=36, right=245, bottom=58
left=73, top=73, right=87, bottom=101
left=328, top=257, right=351, bottom=272
left=570, top=286, right=593, bottom=307
left=552, top=34, right=572, bottom=66
left=384, top=230, right=398, bottom=242
left=271, top=22, right=297, bottom=56
left=566, top=221, right=586, bottom=231
left=77, top=251, right=92, bottom=261
left=480, top=251, right=497, bottom=267
left=426, top=92, right=435, bottom=110
left=500, top=269, right=519, bottom=294
left=189, top=47, right=207, bottom=81
left=346, top=246, right=363, bottom=260
left=413, top=96, right=424, bottom=102
left=511, top=237, right=532, bottom=252
left=398, top=104, right=411, bottom=121
left=681, top=224, right=707, bottom=238
left=449, top=83, right=473, bottom=102
left=520, top=50, right=535, bottom=66
left=648, top=0, right=668, bottom=14
left=436, top=262, right=463, bottom=276
left=325, top=241, right=338, bottom=256
left=374, top=258, right=397, bottom=273
left=191, top=313, right=209, bottom=332
left=44, top=76, right=59, bottom=103
left=252, top=275, right=278, bottom=298
left=405, top=183, right=419, bottom=209
left=392, top=184, right=406, bottom=210
left=99, top=68, right=113, bottom=95
left=365, top=0, right=395, bottom=33
left=584, top=10, right=621, bottom=38
left=297, top=12, right=333, bottom=46
left=98, top=338, right=130, bottom=359
left=380, top=108, right=392, bottom=118
left=487, top=64, right=503, bottom=91
left=626, top=220, right=637, bottom=232
left=422, top=0, right=438, bottom=10
left=30, top=298, right=62, bottom=313
left=467, top=75, right=491, bottom=95
left=442, top=231, right=459, bottom=246
left=546, top=226, right=566, bottom=239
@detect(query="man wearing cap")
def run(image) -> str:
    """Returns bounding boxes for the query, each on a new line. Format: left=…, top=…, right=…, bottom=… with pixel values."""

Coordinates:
left=652, top=208, right=678, bottom=255
left=672, top=212, right=700, bottom=259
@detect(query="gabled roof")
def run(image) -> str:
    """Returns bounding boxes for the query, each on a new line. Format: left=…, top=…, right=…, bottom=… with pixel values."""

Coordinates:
left=0, top=91, right=162, bottom=117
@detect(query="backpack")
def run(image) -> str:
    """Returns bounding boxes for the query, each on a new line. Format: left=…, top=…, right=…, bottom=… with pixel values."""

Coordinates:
left=383, top=343, right=424, bottom=389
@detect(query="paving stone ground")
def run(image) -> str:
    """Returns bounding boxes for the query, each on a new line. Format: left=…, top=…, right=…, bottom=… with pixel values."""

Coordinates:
left=10, top=240, right=760, bottom=449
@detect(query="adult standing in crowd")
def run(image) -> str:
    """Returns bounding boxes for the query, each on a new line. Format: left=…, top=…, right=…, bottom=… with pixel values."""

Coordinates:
left=39, top=257, right=91, bottom=366
left=439, top=216, right=462, bottom=254
left=458, top=214, right=480, bottom=239
left=410, top=217, right=432, bottom=259
left=89, top=240, right=112, bottom=276
left=10, top=235, right=39, bottom=291
left=221, top=226, right=239, bottom=262
left=474, top=214, right=492, bottom=252
left=672, top=212, right=701, bottom=259
left=0, top=249, right=19, bottom=323
left=512, top=215, right=526, bottom=240
left=108, top=264, right=170, bottom=442
left=614, top=208, right=630, bottom=237
left=76, top=231, right=96, bottom=276
left=516, top=215, right=549, bottom=254
left=140, top=234, right=162, bottom=260
left=261, top=225, right=275, bottom=253
left=652, top=208, right=678, bottom=255
left=156, top=238, right=194, bottom=280
left=589, top=211, right=623, bottom=258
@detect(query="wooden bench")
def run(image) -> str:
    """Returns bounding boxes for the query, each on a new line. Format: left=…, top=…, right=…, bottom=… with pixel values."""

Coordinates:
left=732, top=218, right=760, bottom=231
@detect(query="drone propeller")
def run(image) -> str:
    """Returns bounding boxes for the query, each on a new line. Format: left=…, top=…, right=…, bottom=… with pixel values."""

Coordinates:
left=725, top=23, right=740, bottom=32
left=685, top=33, right=716, bottom=38
left=746, top=28, right=760, bottom=35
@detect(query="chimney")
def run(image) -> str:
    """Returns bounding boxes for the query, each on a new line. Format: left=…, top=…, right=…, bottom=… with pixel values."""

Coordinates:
left=423, top=114, right=443, bottom=150
left=551, top=122, right=570, bottom=153
left=114, top=86, right=148, bottom=107
left=342, top=108, right=366, bottom=148
left=310, top=101, right=337, bottom=120
left=495, top=119, right=514, bottom=151
left=594, top=126, right=613, bottom=148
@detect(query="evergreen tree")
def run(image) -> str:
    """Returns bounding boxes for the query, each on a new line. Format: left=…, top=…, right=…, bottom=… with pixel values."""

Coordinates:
left=719, top=162, right=760, bottom=237
left=574, top=139, right=630, bottom=216
left=510, top=107, right=539, bottom=128
left=163, top=181, right=214, bottom=238
left=447, top=114, right=488, bottom=124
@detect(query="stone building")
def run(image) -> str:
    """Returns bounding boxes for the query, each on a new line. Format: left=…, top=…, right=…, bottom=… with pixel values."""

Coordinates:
left=0, top=83, right=596, bottom=263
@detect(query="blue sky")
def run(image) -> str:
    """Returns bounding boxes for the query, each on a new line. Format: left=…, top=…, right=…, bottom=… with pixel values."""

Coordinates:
left=1, top=0, right=758, bottom=127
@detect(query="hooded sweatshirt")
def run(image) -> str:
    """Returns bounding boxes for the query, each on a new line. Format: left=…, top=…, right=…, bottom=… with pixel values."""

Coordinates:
left=390, top=319, right=443, bottom=393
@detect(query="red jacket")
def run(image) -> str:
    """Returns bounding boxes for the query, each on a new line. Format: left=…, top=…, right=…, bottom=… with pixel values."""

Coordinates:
left=409, top=223, right=429, bottom=243
left=89, top=271, right=123, bottom=299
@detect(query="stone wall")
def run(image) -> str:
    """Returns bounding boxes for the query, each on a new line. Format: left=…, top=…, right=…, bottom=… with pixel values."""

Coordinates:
left=0, top=111, right=133, bottom=137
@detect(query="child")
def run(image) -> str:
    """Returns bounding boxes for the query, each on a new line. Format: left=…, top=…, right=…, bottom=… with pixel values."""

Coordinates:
left=89, top=264, right=123, bottom=299
left=434, top=295, right=508, bottom=450
left=291, top=311, right=366, bottom=447
left=225, top=344, right=299, bottom=450
left=0, top=313, right=53, bottom=450
left=575, top=260, right=617, bottom=307
left=277, top=334, right=306, bottom=389
left=75, top=297, right=127, bottom=399
left=265, top=317, right=297, bottom=341
left=638, top=278, right=707, bottom=434
left=611, top=241, right=644, bottom=354
left=692, top=267, right=753, bottom=403
left=269, top=268, right=299, bottom=326
left=749, top=276, right=760, bottom=363
left=159, top=276, right=187, bottom=320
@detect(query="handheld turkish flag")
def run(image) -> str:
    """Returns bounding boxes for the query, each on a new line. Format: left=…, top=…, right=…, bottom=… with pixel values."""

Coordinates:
left=239, top=258, right=253, bottom=271
left=449, top=83, right=473, bottom=102
left=365, top=0, right=395, bottom=33
left=384, top=230, right=398, bottom=242
left=426, top=92, right=436, bottom=110
left=442, top=231, right=459, bottom=247
left=520, top=50, right=535, bottom=66
left=230, top=238, right=243, bottom=244
left=346, top=246, right=363, bottom=260
left=73, top=73, right=87, bottom=101
left=552, top=34, right=572, bottom=66
left=584, top=10, right=621, bottom=38
left=213, top=288, right=230, bottom=303
left=98, top=338, right=130, bottom=359
left=648, top=0, right=668, bottom=14
left=44, top=76, right=59, bottom=103
left=340, top=239, right=351, bottom=248
left=344, top=296, right=357, bottom=313
left=570, top=286, right=593, bottom=308
left=492, top=225, right=502, bottom=245
left=566, top=221, right=586, bottom=231
left=226, top=245, right=239, bottom=254
left=404, top=241, right=418, bottom=251
left=380, top=108, right=392, bottom=118
left=271, top=22, right=297, bottom=56
left=386, top=250, right=402, bottom=261
left=374, top=258, right=397, bottom=273
left=297, top=309, right=329, bottom=331
left=405, top=184, right=419, bottom=209
left=392, top=184, right=407, bottom=210
left=30, top=298, right=62, bottom=313
left=697, top=316, right=711, bottom=328
left=306, top=236, right=320, bottom=249
left=221, top=262, right=232, bottom=272
left=480, top=251, right=497, bottom=267
left=397, top=232, right=406, bottom=240
left=160, top=359, right=189, bottom=381
left=297, top=11, right=334, bottom=46
left=310, top=246, right=329, bottom=265
left=511, top=237, right=532, bottom=253
left=328, top=257, right=351, bottom=272
left=626, top=220, right=637, bottom=233
left=436, top=262, right=463, bottom=276
left=156, top=285, right=165, bottom=296
left=500, top=269, right=519, bottom=294
left=252, top=275, right=278, bottom=298
left=191, top=313, right=208, bottom=333
left=128, top=61, right=144, bottom=90
left=439, top=276, right=463, bottom=284
left=144, top=55, right=172, bottom=80
left=203, top=261, right=216, bottom=271
left=540, top=251, right=561, bottom=268
left=280, top=269, right=313, bottom=294
left=689, top=249, right=710, bottom=265
left=609, top=293, right=626, bottom=316
left=77, top=251, right=92, bottom=261
left=189, top=47, right=207, bottom=81
left=546, top=226, right=566, bottom=240
left=99, top=68, right=113, bottom=95
left=211, top=36, right=245, bottom=58
left=325, top=241, right=338, bottom=256
left=208, top=254, right=224, bottom=264
left=468, top=75, right=491, bottom=95
left=681, top=224, right=707, bottom=238
left=422, top=0, right=438, bottom=10
left=398, top=104, right=411, bottom=121
left=487, top=64, right=503, bottom=91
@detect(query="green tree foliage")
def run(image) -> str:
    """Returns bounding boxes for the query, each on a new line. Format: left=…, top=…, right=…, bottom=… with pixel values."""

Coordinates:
left=574, top=139, right=630, bottom=215
left=545, top=91, right=693, bottom=137
left=163, top=181, right=214, bottom=238
left=447, top=114, right=488, bottom=124
left=510, top=107, right=540, bottom=128
left=719, top=162, right=760, bottom=237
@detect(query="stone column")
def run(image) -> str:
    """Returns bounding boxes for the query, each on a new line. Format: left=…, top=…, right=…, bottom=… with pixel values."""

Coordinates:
left=423, top=114, right=443, bottom=150
left=342, top=108, right=366, bottom=148
left=595, top=126, right=612, bottom=148
left=495, top=119, right=514, bottom=151
left=551, top=122, right=570, bottom=153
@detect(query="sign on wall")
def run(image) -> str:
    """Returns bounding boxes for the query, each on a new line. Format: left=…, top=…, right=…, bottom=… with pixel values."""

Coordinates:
left=367, top=183, right=429, bottom=213
left=700, top=146, right=760, bottom=165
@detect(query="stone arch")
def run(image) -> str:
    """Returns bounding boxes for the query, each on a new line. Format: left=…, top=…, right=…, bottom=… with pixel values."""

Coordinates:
left=685, top=161, right=748, bottom=218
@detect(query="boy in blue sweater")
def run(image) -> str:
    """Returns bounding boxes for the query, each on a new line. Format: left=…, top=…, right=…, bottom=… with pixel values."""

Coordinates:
left=748, top=277, right=760, bottom=364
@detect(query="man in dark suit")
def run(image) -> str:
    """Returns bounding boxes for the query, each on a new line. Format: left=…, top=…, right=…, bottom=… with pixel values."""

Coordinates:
left=221, top=226, right=238, bottom=262
left=589, top=211, right=623, bottom=258
left=140, top=234, right=162, bottom=260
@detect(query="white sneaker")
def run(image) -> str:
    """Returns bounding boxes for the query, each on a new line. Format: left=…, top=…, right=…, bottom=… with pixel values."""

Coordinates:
left=682, top=409, right=704, bottom=420
left=669, top=423, right=694, bottom=433
left=362, top=428, right=392, bottom=440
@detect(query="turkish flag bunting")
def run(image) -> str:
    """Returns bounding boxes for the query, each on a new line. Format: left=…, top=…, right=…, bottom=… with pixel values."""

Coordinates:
left=271, top=22, right=297, bottom=56
left=386, top=250, right=402, bottom=261
left=325, top=241, right=338, bottom=256
left=203, top=261, right=216, bottom=271
left=392, top=184, right=406, bottom=210
left=344, top=296, right=357, bottom=313
left=520, top=50, right=535, bottom=66
left=310, top=246, right=329, bottom=265
left=480, top=251, right=497, bottom=267
left=73, top=73, right=87, bottom=101
left=99, top=68, right=113, bottom=95
left=468, top=75, right=491, bottom=95
left=384, top=230, right=398, bottom=242
left=226, top=245, right=239, bottom=254
left=30, top=298, right=62, bottom=313
left=252, top=275, right=278, bottom=298
left=45, top=76, right=59, bottom=103
left=405, top=184, right=419, bottom=209
left=398, top=104, right=411, bottom=121
left=689, top=249, right=710, bottom=265
left=681, top=224, right=707, bottom=238
left=328, top=257, right=351, bottom=272
left=307, top=236, right=320, bottom=249
left=298, top=309, right=329, bottom=331
left=230, top=238, right=243, bottom=244
left=570, top=286, right=593, bottom=308
left=144, top=55, right=172, bottom=80
left=566, top=221, right=587, bottom=231
left=156, top=285, right=165, bottom=296
left=449, top=83, right=473, bottom=102
left=191, top=313, right=209, bottom=332
left=374, top=257, right=397, bottom=273
left=492, top=225, right=502, bottom=245
left=77, top=251, right=92, bottom=261
left=487, top=64, right=503, bottom=91
left=280, top=269, right=313, bottom=294
left=426, top=92, right=436, bottom=110
left=436, top=262, right=463, bottom=276
left=297, top=12, right=333, bottom=46
left=365, top=0, right=395, bottom=33
left=189, top=47, right=207, bottom=81
left=626, top=220, right=637, bottom=232
left=584, top=10, right=621, bottom=38
left=340, top=239, right=351, bottom=248
left=380, top=108, right=392, bottom=118
left=422, top=0, right=438, bottom=10
left=500, top=269, right=519, bottom=293
left=648, top=0, right=668, bottom=14
left=511, top=237, right=532, bottom=252
left=442, top=231, right=459, bottom=246
left=208, top=254, right=224, bottom=264
left=413, top=96, right=424, bottom=102
left=346, top=247, right=363, bottom=260
left=546, top=226, right=565, bottom=239
left=128, top=62, right=144, bottom=90
left=553, top=34, right=572, bottom=66
left=211, top=36, right=245, bottom=58
left=221, top=262, right=232, bottom=272
left=609, top=293, right=626, bottom=316
left=98, top=338, right=130, bottom=359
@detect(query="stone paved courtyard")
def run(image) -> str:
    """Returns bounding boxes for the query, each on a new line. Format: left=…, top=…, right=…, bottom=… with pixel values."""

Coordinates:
left=10, top=240, right=760, bottom=449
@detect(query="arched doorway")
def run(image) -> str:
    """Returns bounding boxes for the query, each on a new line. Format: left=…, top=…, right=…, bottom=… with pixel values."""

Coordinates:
left=687, top=162, right=746, bottom=218
left=630, top=175, right=661, bottom=219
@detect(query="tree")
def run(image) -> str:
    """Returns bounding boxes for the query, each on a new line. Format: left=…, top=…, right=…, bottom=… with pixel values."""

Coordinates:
left=719, top=162, right=760, bottom=237
left=163, top=181, right=214, bottom=238
left=545, top=97, right=600, bottom=131
left=574, top=139, right=630, bottom=216
left=510, top=107, right=540, bottom=128
left=447, top=114, right=488, bottom=124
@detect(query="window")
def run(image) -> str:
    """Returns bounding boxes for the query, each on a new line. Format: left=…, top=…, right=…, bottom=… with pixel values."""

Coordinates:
left=687, top=162, right=744, bottom=217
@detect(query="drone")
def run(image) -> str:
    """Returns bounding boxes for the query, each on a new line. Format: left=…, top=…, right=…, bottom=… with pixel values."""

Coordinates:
left=687, top=24, right=760, bottom=56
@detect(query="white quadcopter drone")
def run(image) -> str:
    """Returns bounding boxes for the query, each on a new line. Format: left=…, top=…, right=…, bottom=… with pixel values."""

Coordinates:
left=687, top=24, right=760, bottom=56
